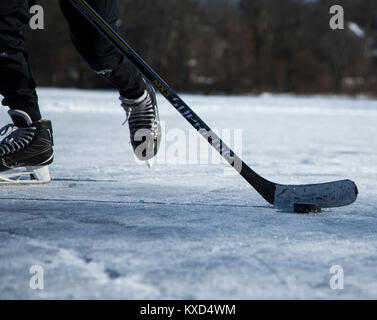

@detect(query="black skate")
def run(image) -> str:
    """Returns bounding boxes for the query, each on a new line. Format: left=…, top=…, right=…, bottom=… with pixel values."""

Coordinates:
left=0, top=110, right=54, bottom=185
left=120, top=81, right=161, bottom=167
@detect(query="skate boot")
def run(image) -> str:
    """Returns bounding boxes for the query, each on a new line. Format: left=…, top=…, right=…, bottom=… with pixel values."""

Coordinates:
left=0, top=110, right=54, bottom=185
left=120, top=81, right=161, bottom=167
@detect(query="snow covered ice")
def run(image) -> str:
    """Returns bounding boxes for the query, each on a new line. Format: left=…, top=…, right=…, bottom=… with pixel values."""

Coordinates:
left=1, top=88, right=377, bottom=299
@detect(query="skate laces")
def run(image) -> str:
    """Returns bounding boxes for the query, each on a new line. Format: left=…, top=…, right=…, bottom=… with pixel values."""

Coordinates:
left=119, top=91, right=159, bottom=139
left=120, top=102, right=132, bottom=125
left=0, top=123, right=36, bottom=156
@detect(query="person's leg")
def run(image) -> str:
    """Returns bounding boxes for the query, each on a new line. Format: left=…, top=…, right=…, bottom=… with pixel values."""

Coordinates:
left=0, top=1, right=53, bottom=183
left=59, top=0, right=160, bottom=163
left=59, top=0, right=146, bottom=99
left=0, top=0, right=42, bottom=125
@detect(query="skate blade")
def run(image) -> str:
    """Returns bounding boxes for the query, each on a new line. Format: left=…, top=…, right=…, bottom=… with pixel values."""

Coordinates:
left=146, top=160, right=153, bottom=168
left=0, top=166, right=51, bottom=186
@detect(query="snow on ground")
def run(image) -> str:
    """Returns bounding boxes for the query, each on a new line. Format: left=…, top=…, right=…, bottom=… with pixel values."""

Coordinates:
left=0, top=88, right=377, bottom=299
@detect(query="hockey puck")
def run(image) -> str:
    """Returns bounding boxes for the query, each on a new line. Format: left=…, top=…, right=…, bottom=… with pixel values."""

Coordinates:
left=294, top=203, right=322, bottom=214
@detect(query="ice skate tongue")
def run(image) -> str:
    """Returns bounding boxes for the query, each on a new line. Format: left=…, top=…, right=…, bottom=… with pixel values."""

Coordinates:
left=8, top=110, right=33, bottom=127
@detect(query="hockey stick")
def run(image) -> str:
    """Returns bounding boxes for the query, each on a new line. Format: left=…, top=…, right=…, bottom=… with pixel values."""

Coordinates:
left=70, top=0, right=358, bottom=211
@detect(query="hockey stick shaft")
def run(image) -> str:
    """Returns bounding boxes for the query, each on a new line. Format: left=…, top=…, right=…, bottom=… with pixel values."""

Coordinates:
left=69, top=0, right=277, bottom=204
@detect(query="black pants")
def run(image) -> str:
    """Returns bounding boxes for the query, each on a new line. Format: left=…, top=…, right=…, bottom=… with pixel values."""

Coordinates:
left=0, top=0, right=145, bottom=122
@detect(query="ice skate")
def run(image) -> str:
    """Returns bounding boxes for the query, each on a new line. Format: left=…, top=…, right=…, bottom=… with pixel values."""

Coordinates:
left=120, top=81, right=161, bottom=167
left=0, top=110, right=54, bottom=185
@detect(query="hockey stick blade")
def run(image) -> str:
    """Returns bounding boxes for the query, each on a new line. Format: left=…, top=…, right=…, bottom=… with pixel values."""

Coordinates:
left=274, top=179, right=358, bottom=210
left=71, top=0, right=359, bottom=211
left=240, top=164, right=358, bottom=209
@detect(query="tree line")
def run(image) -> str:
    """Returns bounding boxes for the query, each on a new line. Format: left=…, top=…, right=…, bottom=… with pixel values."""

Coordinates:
left=25, top=0, right=377, bottom=95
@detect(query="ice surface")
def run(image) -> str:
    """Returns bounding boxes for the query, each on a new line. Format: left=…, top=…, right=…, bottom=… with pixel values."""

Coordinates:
left=0, top=88, right=376, bottom=299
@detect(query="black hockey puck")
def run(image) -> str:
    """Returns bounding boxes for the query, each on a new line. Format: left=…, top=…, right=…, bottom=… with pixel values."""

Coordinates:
left=294, top=203, right=322, bottom=214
